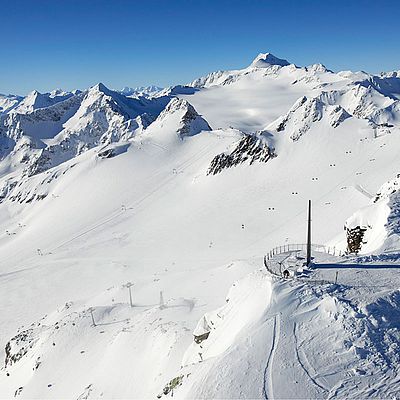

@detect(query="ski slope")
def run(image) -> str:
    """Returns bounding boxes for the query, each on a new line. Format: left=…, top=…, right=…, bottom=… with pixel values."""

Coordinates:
left=1, top=53, right=400, bottom=398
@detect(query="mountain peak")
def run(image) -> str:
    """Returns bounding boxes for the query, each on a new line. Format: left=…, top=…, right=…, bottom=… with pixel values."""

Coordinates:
left=161, top=97, right=194, bottom=115
left=250, top=52, right=290, bottom=68
left=50, top=88, right=69, bottom=98
left=90, top=82, right=110, bottom=95
left=24, top=90, right=42, bottom=101
left=146, top=98, right=211, bottom=139
left=120, top=86, right=163, bottom=97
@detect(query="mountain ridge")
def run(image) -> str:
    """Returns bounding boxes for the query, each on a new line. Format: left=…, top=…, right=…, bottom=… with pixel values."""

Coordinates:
left=1, top=51, right=400, bottom=399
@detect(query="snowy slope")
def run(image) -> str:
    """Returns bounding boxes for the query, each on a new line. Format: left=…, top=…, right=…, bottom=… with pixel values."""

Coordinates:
left=182, top=53, right=400, bottom=134
left=11, top=90, right=75, bottom=115
left=0, top=52, right=400, bottom=399
left=120, top=85, right=163, bottom=98
left=332, top=174, right=400, bottom=255
left=0, top=94, right=23, bottom=115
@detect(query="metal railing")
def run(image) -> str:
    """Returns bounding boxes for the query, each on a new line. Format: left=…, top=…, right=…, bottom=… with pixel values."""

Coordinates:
left=263, top=243, right=344, bottom=281
left=264, top=243, right=343, bottom=262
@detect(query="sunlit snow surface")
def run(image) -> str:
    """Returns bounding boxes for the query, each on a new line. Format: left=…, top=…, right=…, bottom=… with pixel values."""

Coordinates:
left=1, top=55, right=400, bottom=398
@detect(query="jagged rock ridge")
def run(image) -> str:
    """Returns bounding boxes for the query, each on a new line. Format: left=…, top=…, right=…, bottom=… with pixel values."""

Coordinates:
left=207, top=134, right=275, bottom=175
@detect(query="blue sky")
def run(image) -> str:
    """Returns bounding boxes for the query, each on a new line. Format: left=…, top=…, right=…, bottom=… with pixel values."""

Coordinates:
left=1, top=0, right=399, bottom=95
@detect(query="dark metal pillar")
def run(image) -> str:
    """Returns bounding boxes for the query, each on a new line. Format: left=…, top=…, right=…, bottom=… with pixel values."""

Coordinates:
left=306, top=200, right=312, bottom=267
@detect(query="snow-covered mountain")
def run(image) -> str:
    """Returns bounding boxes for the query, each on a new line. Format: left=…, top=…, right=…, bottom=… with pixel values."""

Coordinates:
left=0, top=93, right=23, bottom=115
left=1, top=52, right=400, bottom=399
left=340, top=174, right=400, bottom=254
left=120, top=85, right=163, bottom=98
left=10, top=90, right=76, bottom=115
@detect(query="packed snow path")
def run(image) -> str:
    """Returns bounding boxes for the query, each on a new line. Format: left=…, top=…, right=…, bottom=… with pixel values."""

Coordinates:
left=166, top=257, right=400, bottom=399
left=1, top=256, right=400, bottom=398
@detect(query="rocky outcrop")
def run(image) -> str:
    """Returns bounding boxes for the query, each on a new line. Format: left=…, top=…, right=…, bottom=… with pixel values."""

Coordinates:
left=146, top=98, right=211, bottom=140
left=2, top=93, right=83, bottom=143
left=272, top=94, right=351, bottom=140
left=175, top=101, right=211, bottom=137
left=24, top=85, right=161, bottom=176
left=346, top=226, right=367, bottom=254
left=342, top=174, right=400, bottom=254
left=4, top=329, right=36, bottom=367
left=207, top=134, right=275, bottom=175
left=11, top=90, right=74, bottom=114
left=328, top=105, right=351, bottom=128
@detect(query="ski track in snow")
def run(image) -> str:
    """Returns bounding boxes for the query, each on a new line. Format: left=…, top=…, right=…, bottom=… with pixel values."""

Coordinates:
left=262, top=313, right=280, bottom=400
left=1, top=54, right=400, bottom=398
left=49, top=141, right=216, bottom=254
left=293, top=322, right=330, bottom=393
left=354, top=184, right=374, bottom=199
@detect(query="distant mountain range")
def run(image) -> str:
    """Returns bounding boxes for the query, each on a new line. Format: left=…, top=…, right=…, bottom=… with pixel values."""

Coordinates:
left=1, top=52, right=400, bottom=399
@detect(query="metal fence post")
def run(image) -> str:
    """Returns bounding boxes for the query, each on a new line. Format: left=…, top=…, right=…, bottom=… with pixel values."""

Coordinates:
left=88, top=307, right=96, bottom=327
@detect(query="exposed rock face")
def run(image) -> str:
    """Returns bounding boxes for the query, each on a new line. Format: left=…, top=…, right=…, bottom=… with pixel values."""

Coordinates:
left=11, top=90, right=74, bottom=114
left=97, top=143, right=130, bottom=160
left=328, top=105, right=351, bottom=128
left=207, top=134, right=275, bottom=175
left=0, top=83, right=169, bottom=181
left=2, top=94, right=83, bottom=143
left=274, top=95, right=351, bottom=140
left=4, top=329, right=36, bottom=367
left=148, top=98, right=211, bottom=139
left=23, top=86, right=160, bottom=176
left=158, top=375, right=185, bottom=398
left=175, top=100, right=211, bottom=137
left=193, top=331, right=210, bottom=344
left=189, top=70, right=226, bottom=88
left=374, top=174, right=400, bottom=203
left=342, top=174, right=400, bottom=255
left=269, top=76, right=400, bottom=141
left=346, top=226, right=367, bottom=254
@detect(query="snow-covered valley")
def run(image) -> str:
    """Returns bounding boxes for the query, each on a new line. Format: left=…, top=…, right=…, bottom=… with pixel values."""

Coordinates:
left=1, top=53, right=400, bottom=398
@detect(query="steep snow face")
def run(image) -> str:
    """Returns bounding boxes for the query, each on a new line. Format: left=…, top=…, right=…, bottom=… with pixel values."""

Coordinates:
left=155, top=85, right=198, bottom=97
left=361, top=74, right=400, bottom=100
left=189, top=52, right=291, bottom=89
left=120, top=85, right=163, bottom=98
left=24, top=83, right=168, bottom=175
left=12, top=90, right=74, bottom=114
left=264, top=81, right=400, bottom=142
left=0, top=83, right=170, bottom=202
left=2, top=94, right=83, bottom=143
left=306, top=63, right=330, bottom=73
left=142, top=98, right=211, bottom=143
left=339, top=84, right=395, bottom=120
left=267, top=94, right=351, bottom=141
left=250, top=52, right=291, bottom=68
left=189, top=70, right=228, bottom=89
left=0, top=94, right=23, bottom=115
left=340, top=175, right=400, bottom=254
